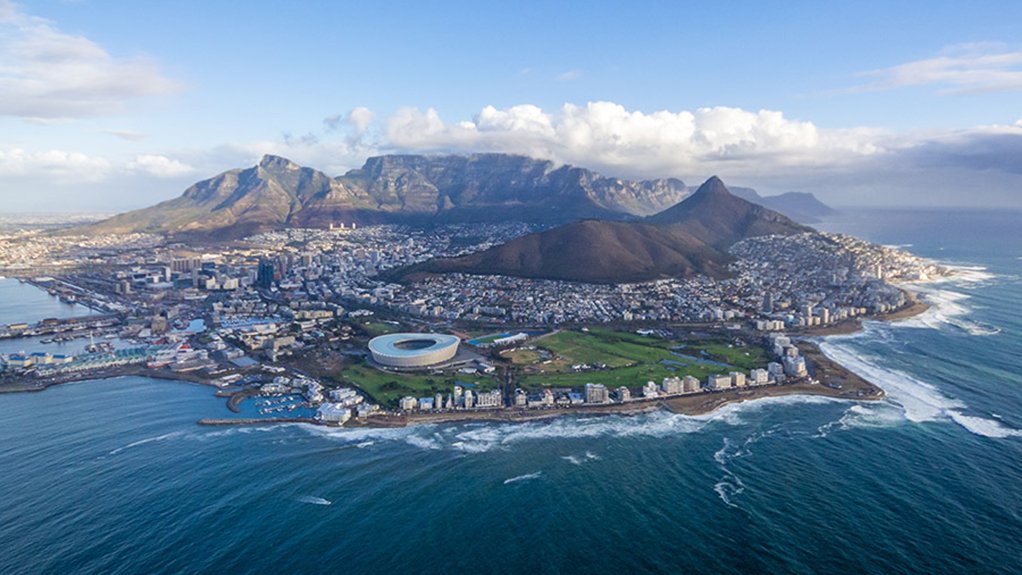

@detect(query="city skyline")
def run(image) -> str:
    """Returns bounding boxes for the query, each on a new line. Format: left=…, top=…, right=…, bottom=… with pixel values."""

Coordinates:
left=2, top=0, right=1022, bottom=211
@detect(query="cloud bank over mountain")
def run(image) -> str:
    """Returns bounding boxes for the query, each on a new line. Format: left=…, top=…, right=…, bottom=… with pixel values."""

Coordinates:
left=2, top=99, right=1020, bottom=211
left=0, top=0, right=1019, bottom=212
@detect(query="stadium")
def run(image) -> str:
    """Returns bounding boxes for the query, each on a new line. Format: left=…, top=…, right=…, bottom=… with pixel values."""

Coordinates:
left=368, top=333, right=461, bottom=368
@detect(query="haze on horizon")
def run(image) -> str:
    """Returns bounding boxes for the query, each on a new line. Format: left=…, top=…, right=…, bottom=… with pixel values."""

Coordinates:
left=1, top=0, right=1021, bottom=213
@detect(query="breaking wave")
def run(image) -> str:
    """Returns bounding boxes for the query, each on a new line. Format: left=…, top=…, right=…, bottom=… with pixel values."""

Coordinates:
left=895, top=286, right=1000, bottom=336
left=300, top=397, right=841, bottom=455
left=818, top=339, right=1020, bottom=439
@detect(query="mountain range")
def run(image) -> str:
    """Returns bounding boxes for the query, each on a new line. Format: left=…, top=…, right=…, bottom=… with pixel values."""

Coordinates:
left=90, top=154, right=691, bottom=238
left=393, top=177, right=811, bottom=284
left=87, top=153, right=830, bottom=239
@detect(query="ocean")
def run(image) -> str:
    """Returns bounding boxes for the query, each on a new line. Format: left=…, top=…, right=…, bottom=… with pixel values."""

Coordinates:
left=0, top=208, right=1019, bottom=575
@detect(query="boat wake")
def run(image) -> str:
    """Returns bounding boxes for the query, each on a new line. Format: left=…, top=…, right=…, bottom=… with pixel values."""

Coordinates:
left=297, top=495, right=332, bottom=506
left=109, top=431, right=186, bottom=455
left=503, top=472, right=542, bottom=485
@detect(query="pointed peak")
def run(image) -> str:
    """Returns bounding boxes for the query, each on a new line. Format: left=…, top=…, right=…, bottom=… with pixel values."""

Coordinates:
left=692, top=176, right=730, bottom=197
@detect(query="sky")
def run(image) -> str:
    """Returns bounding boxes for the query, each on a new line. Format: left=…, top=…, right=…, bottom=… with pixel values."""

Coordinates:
left=1, top=0, right=1021, bottom=212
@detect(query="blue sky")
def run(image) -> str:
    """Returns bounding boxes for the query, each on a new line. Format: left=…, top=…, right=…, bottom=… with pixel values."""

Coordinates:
left=2, top=0, right=1021, bottom=211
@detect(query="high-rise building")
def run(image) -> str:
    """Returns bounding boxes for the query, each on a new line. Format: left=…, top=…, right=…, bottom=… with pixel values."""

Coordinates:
left=616, top=387, right=631, bottom=402
left=730, top=371, right=746, bottom=387
left=661, top=377, right=683, bottom=395
left=709, top=374, right=731, bottom=391
left=257, top=259, right=275, bottom=289
left=682, top=376, right=700, bottom=393
left=642, top=381, right=659, bottom=398
left=585, top=383, right=609, bottom=404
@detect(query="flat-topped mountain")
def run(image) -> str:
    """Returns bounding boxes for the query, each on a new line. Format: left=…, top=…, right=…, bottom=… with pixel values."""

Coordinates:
left=729, top=187, right=836, bottom=223
left=395, top=177, right=811, bottom=284
left=88, top=153, right=693, bottom=238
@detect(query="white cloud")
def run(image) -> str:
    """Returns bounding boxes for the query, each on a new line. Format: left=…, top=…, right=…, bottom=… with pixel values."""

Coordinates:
left=127, top=154, right=194, bottom=178
left=347, top=107, right=375, bottom=135
left=0, top=147, right=111, bottom=182
left=0, top=0, right=179, bottom=120
left=847, top=43, right=1022, bottom=95
left=385, top=101, right=889, bottom=179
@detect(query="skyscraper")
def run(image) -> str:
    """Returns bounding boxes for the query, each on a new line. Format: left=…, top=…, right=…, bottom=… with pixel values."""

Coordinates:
left=257, top=259, right=275, bottom=289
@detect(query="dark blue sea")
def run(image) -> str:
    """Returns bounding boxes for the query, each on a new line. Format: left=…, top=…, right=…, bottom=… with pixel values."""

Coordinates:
left=1, top=209, right=1020, bottom=574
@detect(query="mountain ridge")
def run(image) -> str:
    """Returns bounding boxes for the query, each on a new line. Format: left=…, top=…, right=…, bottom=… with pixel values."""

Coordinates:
left=393, top=177, right=812, bottom=284
left=88, top=153, right=697, bottom=238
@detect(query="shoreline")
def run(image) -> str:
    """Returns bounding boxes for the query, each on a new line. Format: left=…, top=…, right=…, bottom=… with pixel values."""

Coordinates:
left=0, top=364, right=225, bottom=394
left=0, top=291, right=932, bottom=428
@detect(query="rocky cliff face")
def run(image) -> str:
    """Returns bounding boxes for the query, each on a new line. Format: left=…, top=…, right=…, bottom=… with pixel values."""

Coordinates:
left=88, top=153, right=695, bottom=238
left=336, top=154, right=690, bottom=219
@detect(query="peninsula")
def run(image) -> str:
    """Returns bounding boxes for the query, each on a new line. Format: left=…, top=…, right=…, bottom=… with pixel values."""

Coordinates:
left=0, top=154, right=946, bottom=428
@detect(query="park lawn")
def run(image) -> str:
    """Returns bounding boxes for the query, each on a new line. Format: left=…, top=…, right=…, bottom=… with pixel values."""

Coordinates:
left=502, top=348, right=543, bottom=364
left=361, top=321, right=402, bottom=337
left=338, top=361, right=497, bottom=407
left=537, top=331, right=646, bottom=369
left=518, top=328, right=766, bottom=390
left=675, top=341, right=768, bottom=371
left=518, top=361, right=732, bottom=390
left=533, top=329, right=687, bottom=372
left=586, top=327, right=673, bottom=348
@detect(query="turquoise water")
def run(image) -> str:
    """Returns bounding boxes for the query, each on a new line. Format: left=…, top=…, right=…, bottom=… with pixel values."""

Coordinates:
left=0, top=209, right=1020, bottom=574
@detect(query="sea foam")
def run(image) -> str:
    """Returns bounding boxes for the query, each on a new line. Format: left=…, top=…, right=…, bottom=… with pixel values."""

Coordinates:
left=895, top=286, right=1000, bottom=336
left=296, top=396, right=847, bottom=455
left=819, top=339, right=1020, bottom=439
